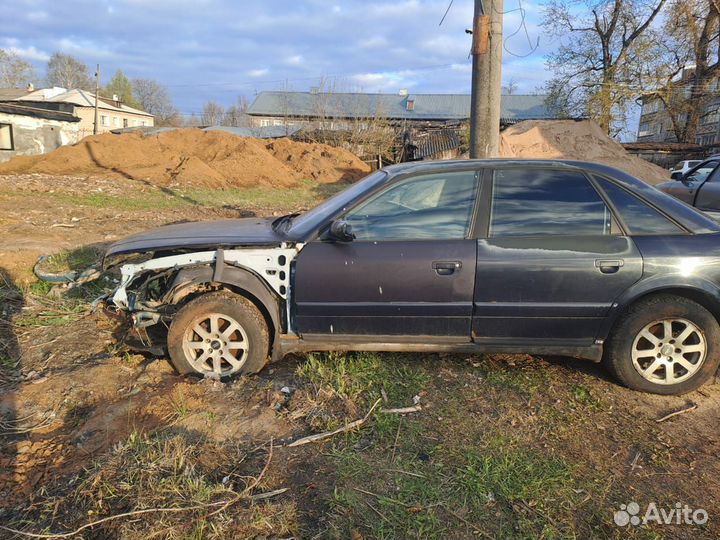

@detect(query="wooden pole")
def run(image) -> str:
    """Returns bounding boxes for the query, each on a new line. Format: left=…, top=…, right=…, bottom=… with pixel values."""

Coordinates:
left=469, top=0, right=503, bottom=158
left=93, top=64, right=100, bottom=135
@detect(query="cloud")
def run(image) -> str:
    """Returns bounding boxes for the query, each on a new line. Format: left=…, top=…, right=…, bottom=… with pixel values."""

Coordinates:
left=247, top=68, right=269, bottom=78
left=8, top=45, right=50, bottom=62
left=285, top=55, right=303, bottom=66
left=0, top=0, right=553, bottom=117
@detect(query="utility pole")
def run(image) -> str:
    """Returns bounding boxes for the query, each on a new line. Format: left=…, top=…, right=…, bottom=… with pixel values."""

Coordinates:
left=469, top=0, right=504, bottom=158
left=93, top=64, right=100, bottom=135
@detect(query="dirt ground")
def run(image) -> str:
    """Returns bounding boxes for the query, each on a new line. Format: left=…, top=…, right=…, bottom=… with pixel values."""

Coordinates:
left=1, top=171, right=719, bottom=539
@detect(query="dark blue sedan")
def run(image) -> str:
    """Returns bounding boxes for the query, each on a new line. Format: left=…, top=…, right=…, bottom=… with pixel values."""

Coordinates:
left=104, top=160, right=720, bottom=395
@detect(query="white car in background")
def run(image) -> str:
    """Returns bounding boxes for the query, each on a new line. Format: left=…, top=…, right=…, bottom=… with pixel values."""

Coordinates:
left=670, top=160, right=702, bottom=178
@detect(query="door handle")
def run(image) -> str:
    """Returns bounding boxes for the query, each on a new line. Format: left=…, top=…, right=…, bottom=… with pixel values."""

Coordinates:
left=595, top=259, right=624, bottom=274
left=432, top=260, right=461, bottom=276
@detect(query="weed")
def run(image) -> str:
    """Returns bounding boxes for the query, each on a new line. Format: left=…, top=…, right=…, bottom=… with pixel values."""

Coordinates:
left=166, top=388, right=191, bottom=422
left=38, top=246, right=102, bottom=274
left=569, top=383, right=601, bottom=410
left=481, top=359, right=550, bottom=398
left=14, top=300, right=87, bottom=327
left=0, top=355, right=17, bottom=371
left=296, top=352, right=430, bottom=407
left=26, top=280, right=53, bottom=296
left=64, top=401, right=94, bottom=429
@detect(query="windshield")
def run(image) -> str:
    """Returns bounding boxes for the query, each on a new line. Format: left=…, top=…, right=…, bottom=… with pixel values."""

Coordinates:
left=286, top=170, right=388, bottom=237
left=685, top=161, right=719, bottom=183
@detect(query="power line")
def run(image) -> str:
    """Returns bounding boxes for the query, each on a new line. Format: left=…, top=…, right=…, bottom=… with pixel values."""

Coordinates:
left=502, top=0, right=540, bottom=58
left=439, top=0, right=454, bottom=25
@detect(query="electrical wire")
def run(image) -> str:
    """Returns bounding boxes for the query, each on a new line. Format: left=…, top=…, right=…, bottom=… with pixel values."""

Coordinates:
left=503, top=0, right=540, bottom=58
left=439, top=0, right=454, bottom=25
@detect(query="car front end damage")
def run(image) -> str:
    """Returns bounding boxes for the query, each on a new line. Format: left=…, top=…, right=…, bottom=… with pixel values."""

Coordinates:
left=102, top=243, right=304, bottom=351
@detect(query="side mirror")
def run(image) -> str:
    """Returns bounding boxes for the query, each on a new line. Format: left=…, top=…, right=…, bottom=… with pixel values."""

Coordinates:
left=670, top=171, right=683, bottom=181
left=328, top=220, right=355, bottom=242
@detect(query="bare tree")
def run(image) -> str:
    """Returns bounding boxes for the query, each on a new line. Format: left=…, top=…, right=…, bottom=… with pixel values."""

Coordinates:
left=0, top=49, right=35, bottom=88
left=502, top=78, right=518, bottom=95
left=222, top=96, right=250, bottom=127
left=133, top=78, right=180, bottom=125
left=185, top=113, right=201, bottom=127
left=542, top=0, right=667, bottom=135
left=639, top=0, right=720, bottom=143
left=201, top=101, right=224, bottom=126
left=46, top=53, right=93, bottom=90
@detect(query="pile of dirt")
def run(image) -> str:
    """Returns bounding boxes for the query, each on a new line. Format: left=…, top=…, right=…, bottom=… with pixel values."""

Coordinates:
left=0, top=129, right=371, bottom=189
left=500, top=120, right=670, bottom=185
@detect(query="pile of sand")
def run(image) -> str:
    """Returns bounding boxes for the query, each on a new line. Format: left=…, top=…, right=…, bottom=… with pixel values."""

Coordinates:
left=0, top=129, right=371, bottom=189
left=500, top=120, right=670, bottom=185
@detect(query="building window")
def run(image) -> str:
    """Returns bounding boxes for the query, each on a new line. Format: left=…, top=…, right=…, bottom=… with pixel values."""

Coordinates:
left=101, top=115, right=108, bottom=126
left=123, top=118, right=129, bottom=128
left=0, top=123, right=13, bottom=150
left=696, top=134, right=716, bottom=145
left=112, top=117, right=119, bottom=127
left=701, top=106, right=719, bottom=125
left=643, top=100, right=659, bottom=114
left=638, top=123, right=653, bottom=137
left=259, top=119, right=271, bottom=127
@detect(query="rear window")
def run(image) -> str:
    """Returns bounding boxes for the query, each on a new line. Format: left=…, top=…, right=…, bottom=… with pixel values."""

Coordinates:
left=489, top=169, right=612, bottom=237
left=593, top=177, right=684, bottom=235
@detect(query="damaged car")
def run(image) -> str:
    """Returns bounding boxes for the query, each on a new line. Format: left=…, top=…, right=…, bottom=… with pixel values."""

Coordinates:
left=103, top=159, right=720, bottom=395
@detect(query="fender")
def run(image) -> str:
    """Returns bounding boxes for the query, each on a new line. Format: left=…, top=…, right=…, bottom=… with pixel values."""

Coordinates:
left=598, top=274, right=720, bottom=341
left=167, top=263, right=285, bottom=339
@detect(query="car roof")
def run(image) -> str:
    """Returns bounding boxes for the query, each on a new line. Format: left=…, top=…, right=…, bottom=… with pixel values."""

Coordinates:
left=381, top=158, right=720, bottom=234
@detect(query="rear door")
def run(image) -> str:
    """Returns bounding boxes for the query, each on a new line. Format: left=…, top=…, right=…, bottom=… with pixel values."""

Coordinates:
left=294, top=169, right=480, bottom=338
left=472, top=167, right=643, bottom=344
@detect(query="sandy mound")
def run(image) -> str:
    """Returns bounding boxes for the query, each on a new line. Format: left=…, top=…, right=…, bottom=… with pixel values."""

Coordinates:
left=0, top=129, right=371, bottom=189
left=500, top=120, right=670, bottom=185
left=267, top=139, right=369, bottom=184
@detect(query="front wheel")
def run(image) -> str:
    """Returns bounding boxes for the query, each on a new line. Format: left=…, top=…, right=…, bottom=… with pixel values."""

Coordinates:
left=167, top=292, right=269, bottom=378
left=604, top=294, right=720, bottom=395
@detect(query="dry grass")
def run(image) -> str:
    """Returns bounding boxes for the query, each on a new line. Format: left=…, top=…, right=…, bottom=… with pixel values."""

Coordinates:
left=5, top=429, right=297, bottom=540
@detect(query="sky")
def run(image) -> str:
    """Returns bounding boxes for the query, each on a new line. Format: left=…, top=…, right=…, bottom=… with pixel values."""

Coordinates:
left=0, top=0, right=642, bottom=138
left=1, top=0, right=561, bottom=119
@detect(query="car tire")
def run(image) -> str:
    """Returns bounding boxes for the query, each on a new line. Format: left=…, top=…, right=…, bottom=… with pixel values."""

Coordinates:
left=604, top=294, right=720, bottom=395
left=167, top=291, right=269, bottom=379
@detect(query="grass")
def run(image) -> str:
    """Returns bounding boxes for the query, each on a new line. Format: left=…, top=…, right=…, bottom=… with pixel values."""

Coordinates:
left=296, top=351, right=431, bottom=407
left=166, top=388, right=191, bottom=422
left=327, top=437, right=581, bottom=540
left=11, top=180, right=345, bottom=213
left=36, top=246, right=102, bottom=275
left=295, top=352, right=606, bottom=539
left=7, top=428, right=298, bottom=540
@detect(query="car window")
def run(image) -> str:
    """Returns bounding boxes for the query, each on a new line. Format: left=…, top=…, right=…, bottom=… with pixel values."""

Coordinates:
left=593, top=177, right=684, bottom=235
left=685, top=161, right=719, bottom=182
left=344, top=171, right=478, bottom=241
left=489, top=169, right=612, bottom=237
left=673, top=162, right=685, bottom=170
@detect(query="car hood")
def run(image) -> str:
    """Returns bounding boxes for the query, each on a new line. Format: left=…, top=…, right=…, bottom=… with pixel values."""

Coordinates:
left=105, top=218, right=285, bottom=257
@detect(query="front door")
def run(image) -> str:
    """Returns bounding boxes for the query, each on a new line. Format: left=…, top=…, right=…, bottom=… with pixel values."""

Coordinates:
left=472, top=167, right=643, bottom=344
left=663, top=160, right=720, bottom=206
left=294, top=170, right=480, bottom=337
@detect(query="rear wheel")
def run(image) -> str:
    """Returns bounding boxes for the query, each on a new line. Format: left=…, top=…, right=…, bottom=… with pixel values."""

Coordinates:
left=167, top=292, right=269, bottom=378
left=604, top=294, right=720, bottom=394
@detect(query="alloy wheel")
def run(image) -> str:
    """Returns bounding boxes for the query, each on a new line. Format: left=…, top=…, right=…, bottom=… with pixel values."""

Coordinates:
left=182, top=312, right=249, bottom=376
left=631, top=318, right=706, bottom=385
